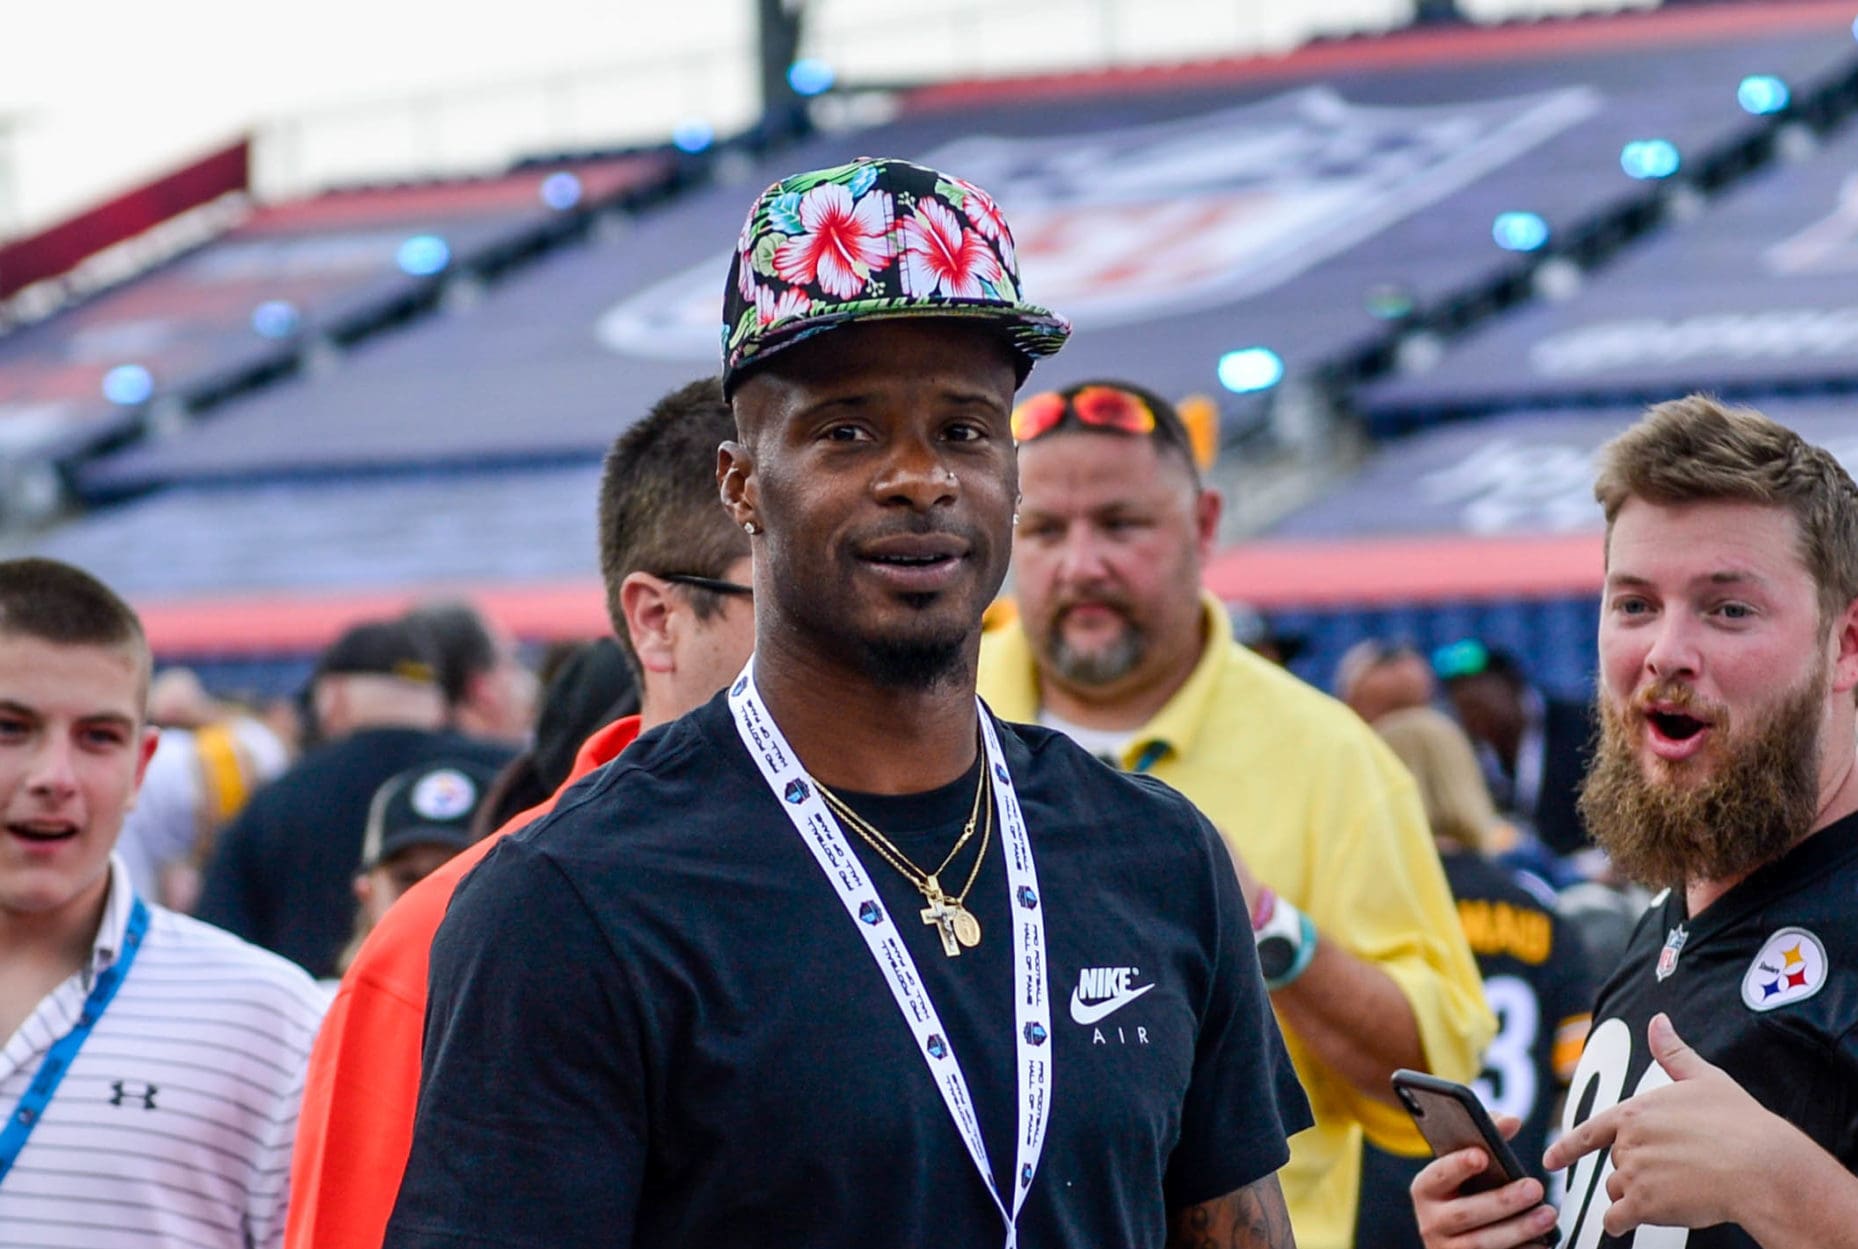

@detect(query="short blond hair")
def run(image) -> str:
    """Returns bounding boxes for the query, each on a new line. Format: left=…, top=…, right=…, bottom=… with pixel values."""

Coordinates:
left=1373, top=706, right=1500, bottom=853
left=1594, top=395, right=1858, bottom=623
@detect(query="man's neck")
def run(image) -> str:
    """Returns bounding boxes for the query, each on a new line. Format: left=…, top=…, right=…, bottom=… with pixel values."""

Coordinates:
left=0, top=872, right=112, bottom=1041
left=752, top=632, right=980, bottom=795
left=1037, top=613, right=1208, bottom=733
left=1687, top=741, right=1858, bottom=916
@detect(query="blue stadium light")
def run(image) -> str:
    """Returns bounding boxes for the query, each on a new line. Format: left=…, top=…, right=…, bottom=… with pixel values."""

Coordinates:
left=672, top=120, right=715, bottom=154
left=102, top=364, right=154, bottom=407
left=1492, top=211, right=1550, bottom=252
left=1737, top=75, right=1790, bottom=116
left=788, top=58, right=835, bottom=97
left=1620, top=139, right=1681, bottom=180
left=540, top=171, right=583, bottom=211
left=251, top=300, right=301, bottom=340
left=1216, top=347, right=1284, bottom=395
left=1363, top=282, right=1415, bottom=321
left=396, top=235, right=451, bottom=277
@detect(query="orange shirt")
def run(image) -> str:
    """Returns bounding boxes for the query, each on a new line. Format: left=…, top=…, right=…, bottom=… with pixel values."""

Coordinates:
left=284, top=715, right=641, bottom=1249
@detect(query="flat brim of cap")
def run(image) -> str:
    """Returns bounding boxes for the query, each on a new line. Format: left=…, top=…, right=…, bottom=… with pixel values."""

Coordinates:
left=725, top=299, right=1071, bottom=394
left=368, top=827, right=476, bottom=867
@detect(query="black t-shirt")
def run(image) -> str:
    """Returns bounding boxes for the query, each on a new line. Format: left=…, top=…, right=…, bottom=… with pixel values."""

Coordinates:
left=1558, top=813, right=1858, bottom=1248
left=1356, top=852, right=1596, bottom=1249
left=386, top=694, right=1311, bottom=1249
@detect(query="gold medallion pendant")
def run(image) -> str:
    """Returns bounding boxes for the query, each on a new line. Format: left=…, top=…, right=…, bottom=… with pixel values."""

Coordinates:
left=952, top=906, right=982, bottom=949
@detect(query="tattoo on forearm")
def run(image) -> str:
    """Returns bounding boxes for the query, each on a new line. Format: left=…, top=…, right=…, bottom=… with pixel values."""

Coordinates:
left=1166, top=1175, right=1296, bottom=1249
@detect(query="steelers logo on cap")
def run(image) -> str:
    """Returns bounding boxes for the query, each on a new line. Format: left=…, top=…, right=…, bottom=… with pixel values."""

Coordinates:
left=1741, top=927, right=1827, bottom=1013
left=411, top=768, right=478, bottom=822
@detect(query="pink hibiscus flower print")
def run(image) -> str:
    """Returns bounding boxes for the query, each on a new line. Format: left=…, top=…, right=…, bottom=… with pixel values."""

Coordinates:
left=901, top=198, right=1003, bottom=300
left=955, top=181, right=1015, bottom=270
left=755, top=284, right=811, bottom=328
left=772, top=182, right=894, bottom=300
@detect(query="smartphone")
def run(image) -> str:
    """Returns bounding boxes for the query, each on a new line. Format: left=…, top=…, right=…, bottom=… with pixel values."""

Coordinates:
left=1391, top=1071, right=1556, bottom=1234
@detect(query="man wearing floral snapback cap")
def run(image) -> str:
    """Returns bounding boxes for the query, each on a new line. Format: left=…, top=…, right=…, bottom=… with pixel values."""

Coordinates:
left=390, top=156, right=1311, bottom=1249
left=720, top=157, right=1071, bottom=395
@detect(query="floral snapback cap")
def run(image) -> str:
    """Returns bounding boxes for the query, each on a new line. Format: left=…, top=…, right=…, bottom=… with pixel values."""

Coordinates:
left=721, top=157, right=1070, bottom=396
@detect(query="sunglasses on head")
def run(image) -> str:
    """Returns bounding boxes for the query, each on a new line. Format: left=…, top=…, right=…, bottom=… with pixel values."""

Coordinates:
left=1010, top=385, right=1158, bottom=443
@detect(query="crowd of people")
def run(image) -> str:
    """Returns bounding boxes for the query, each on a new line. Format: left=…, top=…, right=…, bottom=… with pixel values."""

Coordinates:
left=2, top=154, right=1855, bottom=1249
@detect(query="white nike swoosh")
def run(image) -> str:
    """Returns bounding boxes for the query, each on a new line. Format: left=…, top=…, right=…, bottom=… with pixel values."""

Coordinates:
left=1069, top=982, right=1155, bottom=1026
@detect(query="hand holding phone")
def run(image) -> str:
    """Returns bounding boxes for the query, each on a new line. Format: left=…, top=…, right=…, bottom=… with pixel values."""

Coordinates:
left=1392, top=1069, right=1560, bottom=1247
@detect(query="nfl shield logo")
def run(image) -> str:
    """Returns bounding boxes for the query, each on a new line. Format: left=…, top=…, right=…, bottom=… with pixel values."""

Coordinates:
left=1656, top=925, right=1688, bottom=982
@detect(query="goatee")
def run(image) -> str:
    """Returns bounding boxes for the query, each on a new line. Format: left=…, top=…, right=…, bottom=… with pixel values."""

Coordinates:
left=1578, top=671, right=1824, bottom=890
left=856, top=624, right=970, bottom=691
left=1042, top=603, right=1147, bottom=688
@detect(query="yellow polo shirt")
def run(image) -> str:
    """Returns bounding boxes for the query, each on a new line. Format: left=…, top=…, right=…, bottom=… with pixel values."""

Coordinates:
left=979, top=593, right=1492, bottom=1249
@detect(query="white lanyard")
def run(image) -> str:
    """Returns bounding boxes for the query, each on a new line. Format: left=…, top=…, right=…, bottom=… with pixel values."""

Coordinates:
left=727, top=658, right=1053, bottom=1248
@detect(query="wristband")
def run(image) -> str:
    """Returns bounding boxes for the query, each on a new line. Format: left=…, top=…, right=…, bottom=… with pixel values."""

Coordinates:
left=1254, top=893, right=1318, bottom=991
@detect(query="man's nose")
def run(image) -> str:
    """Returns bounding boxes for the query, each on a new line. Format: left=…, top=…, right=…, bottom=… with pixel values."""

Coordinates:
left=1643, top=615, right=1701, bottom=683
left=26, top=735, right=79, bottom=797
left=875, top=438, right=959, bottom=510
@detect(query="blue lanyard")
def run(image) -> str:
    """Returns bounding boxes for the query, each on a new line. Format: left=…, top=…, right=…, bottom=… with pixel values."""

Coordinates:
left=1130, top=741, right=1168, bottom=774
left=0, top=896, right=149, bottom=1185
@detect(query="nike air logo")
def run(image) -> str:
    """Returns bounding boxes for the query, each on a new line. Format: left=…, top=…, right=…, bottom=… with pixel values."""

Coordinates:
left=1069, top=966, right=1155, bottom=1025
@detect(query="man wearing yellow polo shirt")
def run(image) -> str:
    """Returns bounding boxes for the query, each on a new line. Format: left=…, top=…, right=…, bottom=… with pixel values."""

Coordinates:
left=979, top=380, right=1492, bottom=1249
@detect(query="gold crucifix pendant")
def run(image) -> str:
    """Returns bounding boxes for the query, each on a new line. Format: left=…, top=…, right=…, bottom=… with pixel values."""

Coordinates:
left=921, top=891, right=963, bottom=957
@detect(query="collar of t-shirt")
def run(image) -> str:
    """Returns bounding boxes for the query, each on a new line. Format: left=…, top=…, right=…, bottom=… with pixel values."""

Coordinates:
left=81, top=854, right=139, bottom=990
left=1035, top=707, right=1136, bottom=769
left=829, top=752, right=986, bottom=842
left=1668, top=806, right=1858, bottom=931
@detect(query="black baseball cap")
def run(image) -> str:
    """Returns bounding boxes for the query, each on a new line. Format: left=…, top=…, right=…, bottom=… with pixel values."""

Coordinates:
left=358, top=759, right=499, bottom=869
left=315, top=619, right=439, bottom=686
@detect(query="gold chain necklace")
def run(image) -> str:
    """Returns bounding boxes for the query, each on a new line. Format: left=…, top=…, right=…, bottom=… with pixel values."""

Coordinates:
left=815, top=765, right=992, bottom=957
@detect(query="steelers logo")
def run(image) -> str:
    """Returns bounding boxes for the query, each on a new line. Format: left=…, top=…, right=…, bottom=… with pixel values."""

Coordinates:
left=410, top=769, right=478, bottom=822
left=1741, top=927, right=1828, bottom=1013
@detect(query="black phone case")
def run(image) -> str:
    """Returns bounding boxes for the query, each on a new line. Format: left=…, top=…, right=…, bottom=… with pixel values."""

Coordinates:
left=1391, top=1069, right=1560, bottom=1246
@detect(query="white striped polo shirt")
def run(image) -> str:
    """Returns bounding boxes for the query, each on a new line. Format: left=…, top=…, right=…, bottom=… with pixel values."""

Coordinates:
left=1, top=855, right=331, bottom=1248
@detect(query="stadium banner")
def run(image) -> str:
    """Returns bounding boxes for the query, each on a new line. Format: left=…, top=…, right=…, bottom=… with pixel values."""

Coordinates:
left=1362, top=122, right=1858, bottom=419
left=69, top=13, right=1858, bottom=495
left=1273, top=401, right=1858, bottom=541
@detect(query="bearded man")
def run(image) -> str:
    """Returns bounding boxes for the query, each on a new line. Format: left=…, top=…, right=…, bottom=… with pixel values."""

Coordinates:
left=1410, top=395, right=1858, bottom=1249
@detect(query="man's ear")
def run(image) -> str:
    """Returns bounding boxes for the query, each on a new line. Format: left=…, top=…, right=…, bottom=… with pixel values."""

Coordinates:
left=1193, top=487, right=1224, bottom=564
left=122, top=725, right=160, bottom=813
left=1830, top=596, right=1858, bottom=697
left=620, top=572, right=679, bottom=676
left=718, top=441, right=758, bottom=533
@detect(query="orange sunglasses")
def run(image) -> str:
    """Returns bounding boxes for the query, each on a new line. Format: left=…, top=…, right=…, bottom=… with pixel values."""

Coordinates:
left=1010, top=385, right=1158, bottom=443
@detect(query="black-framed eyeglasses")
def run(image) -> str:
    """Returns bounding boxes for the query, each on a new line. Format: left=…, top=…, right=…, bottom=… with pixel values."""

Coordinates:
left=659, top=572, right=754, bottom=598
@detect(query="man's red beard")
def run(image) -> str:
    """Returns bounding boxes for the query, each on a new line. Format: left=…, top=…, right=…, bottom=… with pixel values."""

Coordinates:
left=1578, top=669, right=1825, bottom=890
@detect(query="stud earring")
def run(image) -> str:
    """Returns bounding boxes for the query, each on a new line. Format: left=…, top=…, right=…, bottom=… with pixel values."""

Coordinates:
left=744, top=521, right=759, bottom=536
left=1012, top=512, right=1020, bottom=527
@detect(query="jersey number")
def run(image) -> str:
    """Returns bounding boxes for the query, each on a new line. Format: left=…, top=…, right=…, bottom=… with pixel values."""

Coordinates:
left=1474, top=974, right=1540, bottom=1123
left=1558, top=1017, right=1685, bottom=1249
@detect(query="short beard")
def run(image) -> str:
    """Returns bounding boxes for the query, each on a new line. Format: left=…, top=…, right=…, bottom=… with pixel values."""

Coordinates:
left=854, top=609, right=970, bottom=691
left=1041, top=609, right=1147, bottom=688
left=1578, top=669, right=1824, bottom=890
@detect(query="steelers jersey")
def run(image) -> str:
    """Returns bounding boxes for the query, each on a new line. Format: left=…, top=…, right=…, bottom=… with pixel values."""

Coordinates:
left=1558, top=812, right=1858, bottom=1249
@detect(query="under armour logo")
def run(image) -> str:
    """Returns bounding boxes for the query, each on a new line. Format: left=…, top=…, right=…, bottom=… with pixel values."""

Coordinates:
left=110, top=1080, right=158, bottom=1110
